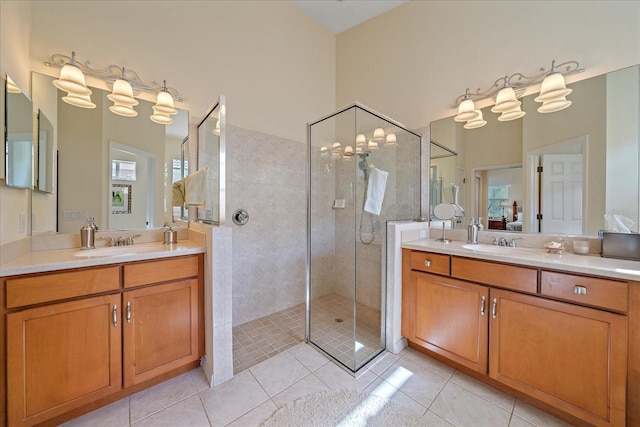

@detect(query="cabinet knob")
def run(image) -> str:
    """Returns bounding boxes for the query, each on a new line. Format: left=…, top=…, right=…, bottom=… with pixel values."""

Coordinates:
left=573, top=285, right=587, bottom=295
left=424, top=260, right=431, bottom=267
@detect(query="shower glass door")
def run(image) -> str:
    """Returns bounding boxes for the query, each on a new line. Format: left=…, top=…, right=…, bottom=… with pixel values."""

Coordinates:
left=307, top=103, right=421, bottom=374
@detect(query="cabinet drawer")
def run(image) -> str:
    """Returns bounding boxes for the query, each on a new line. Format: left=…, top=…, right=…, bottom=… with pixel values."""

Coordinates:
left=540, top=270, right=628, bottom=313
left=451, top=257, right=537, bottom=293
left=6, top=266, right=120, bottom=308
left=124, top=255, right=199, bottom=288
left=409, top=251, right=450, bottom=275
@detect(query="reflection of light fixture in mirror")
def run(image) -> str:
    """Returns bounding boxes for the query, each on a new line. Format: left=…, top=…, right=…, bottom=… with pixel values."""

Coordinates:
left=47, top=52, right=181, bottom=125
left=497, top=104, right=526, bottom=121
left=320, top=146, right=329, bottom=157
left=385, top=133, right=397, bottom=146
left=454, top=90, right=479, bottom=122
left=356, top=133, right=367, bottom=146
left=213, top=120, right=220, bottom=135
left=463, top=110, right=486, bottom=129
left=6, top=76, right=21, bottom=93
left=368, top=140, right=378, bottom=150
left=371, top=127, right=385, bottom=143
left=331, top=142, right=342, bottom=158
left=62, top=93, right=96, bottom=109
left=109, top=103, right=138, bottom=117
left=343, top=145, right=354, bottom=157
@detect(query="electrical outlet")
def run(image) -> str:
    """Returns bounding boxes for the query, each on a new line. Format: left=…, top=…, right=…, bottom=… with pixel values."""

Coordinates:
left=19, top=213, right=26, bottom=234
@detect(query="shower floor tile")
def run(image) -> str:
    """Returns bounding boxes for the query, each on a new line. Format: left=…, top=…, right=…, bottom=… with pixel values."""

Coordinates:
left=232, top=293, right=383, bottom=374
left=233, top=303, right=306, bottom=374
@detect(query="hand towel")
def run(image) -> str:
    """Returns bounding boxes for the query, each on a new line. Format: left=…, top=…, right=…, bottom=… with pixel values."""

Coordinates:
left=172, top=179, right=185, bottom=207
left=364, top=168, right=388, bottom=215
left=185, top=168, right=207, bottom=207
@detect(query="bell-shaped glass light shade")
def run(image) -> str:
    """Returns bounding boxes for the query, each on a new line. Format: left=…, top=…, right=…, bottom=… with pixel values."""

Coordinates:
left=213, top=120, right=221, bottom=136
left=62, top=93, right=96, bottom=109
left=371, top=127, right=385, bottom=143
left=343, top=146, right=355, bottom=157
left=107, top=79, right=139, bottom=106
left=356, top=133, right=367, bottom=147
left=153, top=90, right=177, bottom=115
left=6, top=76, right=21, bottom=94
left=109, top=103, right=138, bottom=117
left=455, top=98, right=479, bottom=122
left=320, top=146, right=330, bottom=157
left=537, top=97, right=572, bottom=113
left=385, top=133, right=397, bottom=146
left=534, top=72, right=572, bottom=103
left=368, top=140, right=378, bottom=150
left=150, top=111, right=173, bottom=124
left=464, top=110, right=487, bottom=129
left=491, top=86, right=520, bottom=113
left=498, top=105, right=526, bottom=121
left=53, top=63, right=92, bottom=96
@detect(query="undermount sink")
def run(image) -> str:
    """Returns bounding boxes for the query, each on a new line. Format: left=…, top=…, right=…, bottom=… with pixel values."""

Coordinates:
left=462, top=244, right=544, bottom=256
left=73, top=245, right=162, bottom=258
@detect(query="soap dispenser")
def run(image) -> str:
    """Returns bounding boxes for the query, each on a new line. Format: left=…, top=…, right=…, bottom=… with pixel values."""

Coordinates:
left=467, top=218, right=478, bottom=244
left=80, top=217, right=97, bottom=250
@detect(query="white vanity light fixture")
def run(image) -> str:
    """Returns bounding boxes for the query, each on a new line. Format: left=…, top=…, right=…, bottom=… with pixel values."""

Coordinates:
left=535, top=60, right=573, bottom=113
left=46, top=51, right=182, bottom=124
left=453, top=59, right=583, bottom=128
left=355, top=133, right=367, bottom=147
left=343, top=145, right=355, bottom=156
left=454, top=89, right=479, bottom=122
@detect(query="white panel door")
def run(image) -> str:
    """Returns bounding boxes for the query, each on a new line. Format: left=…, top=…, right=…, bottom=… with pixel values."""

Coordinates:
left=541, top=154, right=583, bottom=234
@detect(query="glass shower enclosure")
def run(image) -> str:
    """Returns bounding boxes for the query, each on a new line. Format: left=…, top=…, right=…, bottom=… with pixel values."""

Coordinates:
left=306, top=103, right=421, bottom=374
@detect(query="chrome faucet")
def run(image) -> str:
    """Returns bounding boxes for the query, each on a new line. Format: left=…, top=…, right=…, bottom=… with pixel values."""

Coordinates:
left=509, top=237, right=524, bottom=247
left=126, top=234, right=141, bottom=245
left=99, top=236, right=117, bottom=247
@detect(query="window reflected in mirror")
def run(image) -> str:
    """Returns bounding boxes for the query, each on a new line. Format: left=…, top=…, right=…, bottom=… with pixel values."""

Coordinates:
left=5, top=75, right=34, bottom=190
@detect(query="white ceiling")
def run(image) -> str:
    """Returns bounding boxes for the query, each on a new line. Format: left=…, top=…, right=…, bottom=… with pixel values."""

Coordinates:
left=290, top=0, right=408, bottom=34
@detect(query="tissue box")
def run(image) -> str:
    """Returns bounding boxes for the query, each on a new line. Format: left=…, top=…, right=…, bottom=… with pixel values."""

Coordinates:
left=601, top=232, right=640, bottom=261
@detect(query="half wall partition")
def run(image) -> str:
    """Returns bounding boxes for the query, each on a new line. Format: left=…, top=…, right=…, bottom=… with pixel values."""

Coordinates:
left=307, top=103, right=421, bottom=373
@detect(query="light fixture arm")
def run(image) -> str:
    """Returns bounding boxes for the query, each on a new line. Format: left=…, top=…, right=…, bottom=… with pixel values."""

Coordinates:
left=453, top=59, right=583, bottom=108
left=46, top=52, right=182, bottom=101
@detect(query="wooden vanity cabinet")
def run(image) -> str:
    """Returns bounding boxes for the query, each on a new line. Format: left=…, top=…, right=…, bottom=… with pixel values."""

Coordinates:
left=402, top=248, right=630, bottom=426
left=3, top=254, right=204, bottom=427
left=490, top=288, right=627, bottom=427
left=6, top=294, right=122, bottom=427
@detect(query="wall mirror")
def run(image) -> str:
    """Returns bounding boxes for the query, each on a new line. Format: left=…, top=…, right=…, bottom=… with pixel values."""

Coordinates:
left=36, top=110, right=54, bottom=193
left=430, top=64, right=639, bottom=237
left=5, top=75, right=34, bottom=190
left=196, top=96, right=225, bottom=225
left=30, top=72, right=189, bottom=234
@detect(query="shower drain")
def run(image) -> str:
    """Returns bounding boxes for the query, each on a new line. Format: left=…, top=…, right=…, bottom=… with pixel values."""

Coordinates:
left=334, top=318, right=344, bottom=323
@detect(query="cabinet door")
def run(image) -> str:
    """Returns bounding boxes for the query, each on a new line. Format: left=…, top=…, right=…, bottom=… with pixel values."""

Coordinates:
left=489, top=289, right=627, bottom=426
left=7, top=294, right=122, bottom=427
left=123, top=279, right=199, bottom=387
left=411, top=271, right=489, bottom=373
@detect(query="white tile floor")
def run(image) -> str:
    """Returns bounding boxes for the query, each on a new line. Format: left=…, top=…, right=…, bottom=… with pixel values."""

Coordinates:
left=61, top=343, right=573, bottom=427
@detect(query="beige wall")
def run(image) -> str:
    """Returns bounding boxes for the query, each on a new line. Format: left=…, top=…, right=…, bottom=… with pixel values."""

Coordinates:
left=337, top=1, right=640, bottom=129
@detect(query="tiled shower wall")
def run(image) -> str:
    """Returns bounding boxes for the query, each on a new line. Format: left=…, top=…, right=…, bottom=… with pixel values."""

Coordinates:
left=226, top=125, right=333, bottom=326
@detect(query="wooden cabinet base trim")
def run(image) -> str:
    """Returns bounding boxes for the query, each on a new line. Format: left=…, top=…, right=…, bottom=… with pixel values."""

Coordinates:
left=33, top=362, right=202, bottom=427
left=406, top=342, right=592, bottom=427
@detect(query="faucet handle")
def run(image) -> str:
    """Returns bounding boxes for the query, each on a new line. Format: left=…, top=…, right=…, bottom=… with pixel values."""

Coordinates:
left=99, top=236, right=116, bottom=247
left=126, top=234, right=142, bottom=245
left=509, top=237, right=524, bottom=247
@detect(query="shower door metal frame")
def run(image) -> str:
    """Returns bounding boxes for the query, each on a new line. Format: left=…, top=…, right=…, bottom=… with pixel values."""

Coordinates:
left=306, top=102, right=422, bottom=375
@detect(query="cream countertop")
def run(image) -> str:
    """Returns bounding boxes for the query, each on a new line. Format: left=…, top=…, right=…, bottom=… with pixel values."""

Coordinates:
left=402, top=238, right=640, bottom=282
left=0, top=241, right=205, bottom=277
